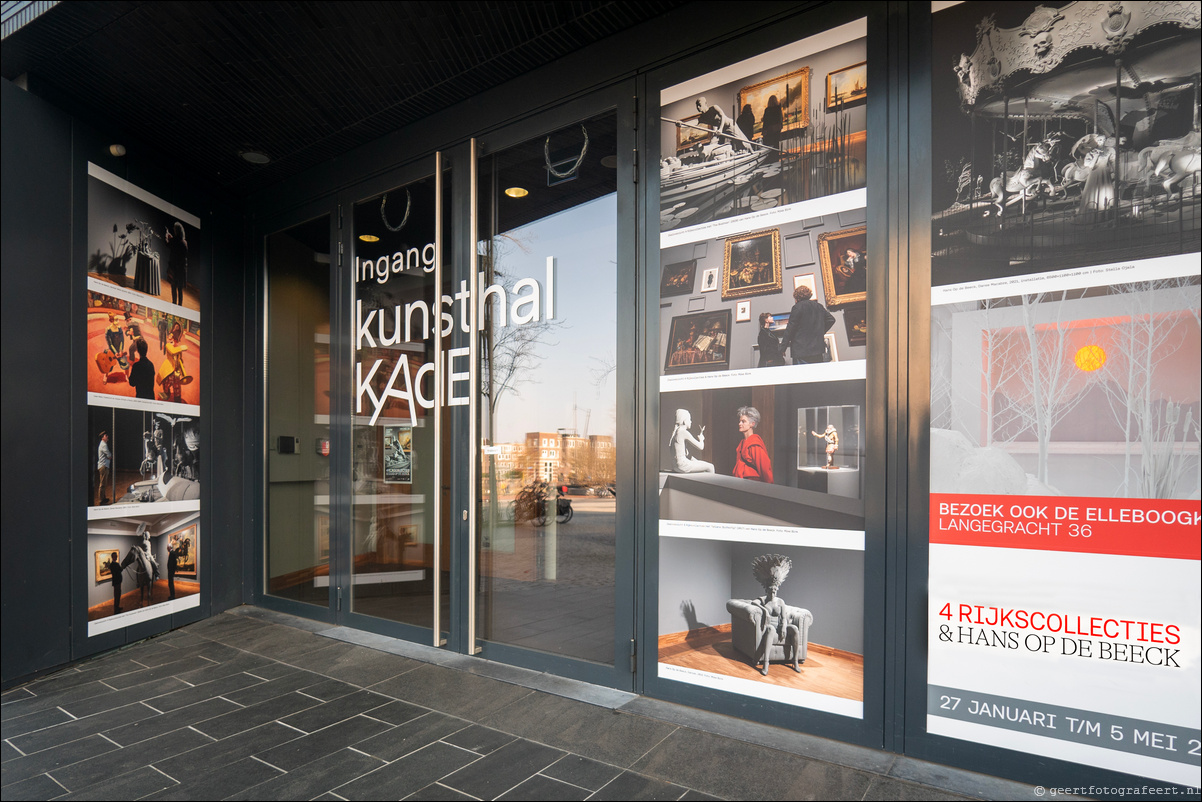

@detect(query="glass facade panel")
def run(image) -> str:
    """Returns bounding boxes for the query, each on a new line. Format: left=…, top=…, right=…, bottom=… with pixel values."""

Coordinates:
left=265, top=216, right=331, bottom=606
left=476, top=112, right=619, bottom=664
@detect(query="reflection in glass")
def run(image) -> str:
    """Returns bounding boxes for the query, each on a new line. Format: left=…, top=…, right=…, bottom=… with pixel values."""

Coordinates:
left=351, top=174, right=450, bottom=631
left=477, top=112, right=619, bottom=664
left=266, top=216, right=331, bottom=606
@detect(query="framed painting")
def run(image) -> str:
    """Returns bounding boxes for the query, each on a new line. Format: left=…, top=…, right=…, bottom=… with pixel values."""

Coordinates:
left=842, top=301, right=867, bottom=347
left=818, top=226, right=867, bottom=307
left=722, top=229, right=782, bottom=300
left=661, top=259, right=697, bottom=298
left=792, top=273, right=817, bottom=298
left=826, top=61, right=867, bottom=111
left=664, top=310, right=732, bottom=374
left=824, top=332, right=839, bottom=362
left=169, top=525, right=197, bottom=577
left=735, top=301, right=751, bottom=323
left=737, top=66, right=812, bottom=139
left=700, top=267, right=719, bottom=292
left=674, top=114, right=712, bottom=155
left=94, top=550, right=121, bottom=584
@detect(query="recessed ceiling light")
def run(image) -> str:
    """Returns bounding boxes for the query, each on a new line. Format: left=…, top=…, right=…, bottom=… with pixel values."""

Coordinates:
left=504, top=187, right=529, bottom=198
left=240, top=150, right=271, bottom=164
left=600, top=155, right=618, bottom=168
left=109, top=144, right=127, bottom=157
left=359, top=234, right=380, bottom=243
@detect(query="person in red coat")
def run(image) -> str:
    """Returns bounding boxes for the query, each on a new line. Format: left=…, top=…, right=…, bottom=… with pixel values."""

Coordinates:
left=733, top=406, right=773, bottom=483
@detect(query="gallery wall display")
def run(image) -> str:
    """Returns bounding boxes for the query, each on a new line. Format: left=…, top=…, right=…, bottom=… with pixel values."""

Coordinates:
left=657, top=18, right=870, bottom=718
left=928, top=2, right=1201, bottom=787
left=85, top=164, right=203, bottom=637
left=659, top=203, right=867, bottom=383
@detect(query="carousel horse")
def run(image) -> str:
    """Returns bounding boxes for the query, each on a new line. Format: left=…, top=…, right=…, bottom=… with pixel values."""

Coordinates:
left=1137, top=131, right=1201, bottom=195
left=989, top=136, right=1059, bottom=215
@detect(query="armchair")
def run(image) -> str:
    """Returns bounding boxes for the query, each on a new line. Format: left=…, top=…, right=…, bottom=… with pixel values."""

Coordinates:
left=727, top=598, right=812, bottom=674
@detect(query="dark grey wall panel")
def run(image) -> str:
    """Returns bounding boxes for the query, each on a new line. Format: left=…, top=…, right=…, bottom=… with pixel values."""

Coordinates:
left=1, top=78, right=74, bottom=683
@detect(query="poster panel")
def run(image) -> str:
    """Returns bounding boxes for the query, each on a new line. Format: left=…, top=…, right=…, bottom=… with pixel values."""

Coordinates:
left=86, top=511, right=200, bottom=637
left=86, top=164, right=202, bottom=636
left=929, top=1, right=1201, bottom=785
left=657, top=19, right=870, bottom=717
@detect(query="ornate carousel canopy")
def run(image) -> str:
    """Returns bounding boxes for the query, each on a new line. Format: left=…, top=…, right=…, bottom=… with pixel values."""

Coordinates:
left=953, top=2, right=1200, bottom=124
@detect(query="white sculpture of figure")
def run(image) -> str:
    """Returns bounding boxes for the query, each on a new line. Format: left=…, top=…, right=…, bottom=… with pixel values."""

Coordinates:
left=669, top=409, right=715, bottom=473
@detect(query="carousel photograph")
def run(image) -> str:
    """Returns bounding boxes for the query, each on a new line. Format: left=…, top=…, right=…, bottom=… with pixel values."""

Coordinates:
left=931, top=1, right=1200, bottom=285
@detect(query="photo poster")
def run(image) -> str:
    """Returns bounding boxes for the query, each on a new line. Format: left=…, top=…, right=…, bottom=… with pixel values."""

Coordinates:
left=383, top=425, right=413, bottom=484
left=86, top=163, right=202, bottom=637
left=656, top=19, right=870, bottom=719
left=928, top=2, right=1201, bottom=786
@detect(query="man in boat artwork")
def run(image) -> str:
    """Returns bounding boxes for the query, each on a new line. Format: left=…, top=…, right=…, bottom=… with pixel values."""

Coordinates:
left=694, top=96, right=755, bottom=157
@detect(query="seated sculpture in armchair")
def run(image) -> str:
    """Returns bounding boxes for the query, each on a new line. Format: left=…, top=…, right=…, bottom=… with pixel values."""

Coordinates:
left=726, top=554, right=812, bottom=676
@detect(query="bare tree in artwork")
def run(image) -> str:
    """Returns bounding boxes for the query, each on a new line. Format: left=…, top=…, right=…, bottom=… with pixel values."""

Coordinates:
left=1006, top=292, right=1096, bottom=487
left=1097, top=279, right=1201, bottom=498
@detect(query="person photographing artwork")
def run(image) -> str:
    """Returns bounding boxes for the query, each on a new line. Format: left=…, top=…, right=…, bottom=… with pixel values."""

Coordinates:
left=757, top=313, right=785, bottom=367
left=812, top=423, right=839, bottom=468
left=733, top=406, right=773, bottom=483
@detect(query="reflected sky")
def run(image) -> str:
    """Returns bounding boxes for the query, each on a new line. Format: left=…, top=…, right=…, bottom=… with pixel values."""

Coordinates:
left=487, top=192, right=617, bottom=443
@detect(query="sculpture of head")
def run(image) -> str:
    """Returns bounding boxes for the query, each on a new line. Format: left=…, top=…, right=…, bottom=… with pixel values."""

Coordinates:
left=752, top=553, right=792, bottom=594
left=674, top=409, right=691, bottom=427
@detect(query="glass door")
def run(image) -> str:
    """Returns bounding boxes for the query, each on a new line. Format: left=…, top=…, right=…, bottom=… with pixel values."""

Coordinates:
left=472, top=100, right=636, bottom=687
left=346, top=162, right=452, bottom=643
left=264, top=214, right=333, bottom=609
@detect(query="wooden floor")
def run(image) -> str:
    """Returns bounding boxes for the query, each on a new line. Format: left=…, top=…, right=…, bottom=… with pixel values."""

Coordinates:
left=88, top=578, right=199, bottom=620
left=658, top=625, right=864, bottom=702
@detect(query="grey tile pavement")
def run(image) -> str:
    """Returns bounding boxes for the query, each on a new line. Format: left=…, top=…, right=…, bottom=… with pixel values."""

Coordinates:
left=1, top=607, right=1038, bottom=800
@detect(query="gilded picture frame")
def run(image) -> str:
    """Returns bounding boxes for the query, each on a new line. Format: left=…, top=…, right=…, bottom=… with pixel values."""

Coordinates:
left=664, top=310, right=732, bottom=375
left=169, top=524, right=197, bottom=577
left=722, top=228, right=782, bottom=300
left=736, top=66, right=812, bottom=139
left=818, top=226, right=867, bottom=307
left=826, top=61, right=867, bottom=111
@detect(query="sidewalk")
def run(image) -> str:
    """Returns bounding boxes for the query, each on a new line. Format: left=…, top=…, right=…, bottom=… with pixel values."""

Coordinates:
left=1, top=607, right=1043, bottom=801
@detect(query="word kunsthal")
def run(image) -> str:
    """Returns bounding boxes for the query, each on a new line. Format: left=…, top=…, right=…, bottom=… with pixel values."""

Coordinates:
left=356, top=258, right=556, bottom=426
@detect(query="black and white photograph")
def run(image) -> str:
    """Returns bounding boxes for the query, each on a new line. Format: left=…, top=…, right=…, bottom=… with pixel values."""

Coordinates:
left=660, top=380, right=866, bottom=529
left=88, top=406, right=200, bottom=508
left=931, top=1, right=1201, bottom=286
left=660, top=24, right=867, bottom=231
left=86, top=512, right=200, bottom=635
left=87, top=165, right=202, bottom=311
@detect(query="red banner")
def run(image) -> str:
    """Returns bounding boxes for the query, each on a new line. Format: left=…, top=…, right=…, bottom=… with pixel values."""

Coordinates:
left=930, top=494, right=1201, bottom=560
